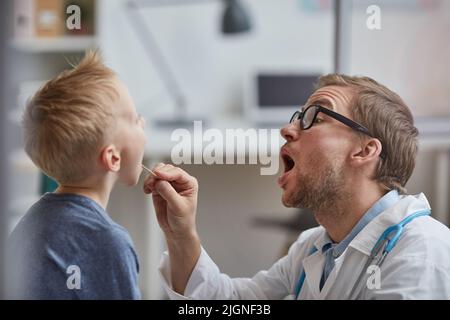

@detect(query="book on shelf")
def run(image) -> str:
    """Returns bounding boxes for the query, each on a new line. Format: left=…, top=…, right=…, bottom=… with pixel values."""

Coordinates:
left=35, top=0, right=65, bottom=37
left=13, top=0, right=95, bottom=39
left=13, top=0, right=34, bottom=38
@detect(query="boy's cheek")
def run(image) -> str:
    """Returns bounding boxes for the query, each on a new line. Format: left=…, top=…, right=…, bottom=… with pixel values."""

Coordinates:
left=120, top=166, right=141, bottom=186
left=139, top=129, right=148, bottom=150
left=124, top=149, right=146, bottom=185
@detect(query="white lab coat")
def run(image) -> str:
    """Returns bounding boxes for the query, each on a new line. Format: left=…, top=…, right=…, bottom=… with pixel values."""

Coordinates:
left=159, top=193, right=450, bottom=299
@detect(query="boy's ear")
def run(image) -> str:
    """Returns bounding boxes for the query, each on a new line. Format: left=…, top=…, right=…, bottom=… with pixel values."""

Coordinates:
left=350, top=137, right=382, bottom=166
left=100, top=144, right=121, bottom=172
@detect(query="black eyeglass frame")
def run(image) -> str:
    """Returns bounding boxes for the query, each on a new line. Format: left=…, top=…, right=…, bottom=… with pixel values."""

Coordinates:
left=289, top=105, right=386, bottom=159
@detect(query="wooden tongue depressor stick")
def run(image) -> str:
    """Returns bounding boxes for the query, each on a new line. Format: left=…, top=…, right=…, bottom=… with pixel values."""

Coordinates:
left=141, top=164, right=157, bottom=177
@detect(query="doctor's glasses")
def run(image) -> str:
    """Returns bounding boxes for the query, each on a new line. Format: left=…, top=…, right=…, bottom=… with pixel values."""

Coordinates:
left=289, top=105, right=386, bottom=159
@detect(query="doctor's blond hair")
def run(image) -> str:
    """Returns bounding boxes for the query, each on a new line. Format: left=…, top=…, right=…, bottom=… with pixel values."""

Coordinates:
left=315, top=74, right=419, bottom=194
left=22, top=50, right=119, bottom=184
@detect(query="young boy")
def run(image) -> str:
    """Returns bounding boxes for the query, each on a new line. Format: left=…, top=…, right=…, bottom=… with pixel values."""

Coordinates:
left=7, top=51, right=147, bottom=299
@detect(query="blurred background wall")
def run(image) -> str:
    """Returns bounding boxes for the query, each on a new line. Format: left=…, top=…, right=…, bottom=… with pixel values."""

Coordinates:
left=2, top=0, right=449, bottom=299
left=0, top=0, right=11, bottom=300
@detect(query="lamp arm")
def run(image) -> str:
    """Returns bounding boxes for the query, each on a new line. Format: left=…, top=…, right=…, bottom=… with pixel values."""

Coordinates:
left=127, top=0, right=195, bottom=114
left=126, top=0, right=247, bottom=118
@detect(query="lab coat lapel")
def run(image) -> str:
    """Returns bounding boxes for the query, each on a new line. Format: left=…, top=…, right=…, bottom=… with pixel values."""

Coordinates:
left=301, top=249, right=323, bottom=298
left=318, top=253, right=346, bottom=298
left=301, top=230, right=349, bottom=298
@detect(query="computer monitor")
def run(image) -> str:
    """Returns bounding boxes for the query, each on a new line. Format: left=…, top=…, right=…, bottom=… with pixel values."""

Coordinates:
left=245, top=66, right=322, bottom=125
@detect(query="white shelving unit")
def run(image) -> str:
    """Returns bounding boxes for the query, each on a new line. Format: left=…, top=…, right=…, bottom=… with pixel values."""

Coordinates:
left=11, top=36, right=97, bottom=53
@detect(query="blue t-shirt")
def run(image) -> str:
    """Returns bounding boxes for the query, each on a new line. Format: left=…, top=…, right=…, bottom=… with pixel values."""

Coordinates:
left=7, top=193, right=141, bottom=299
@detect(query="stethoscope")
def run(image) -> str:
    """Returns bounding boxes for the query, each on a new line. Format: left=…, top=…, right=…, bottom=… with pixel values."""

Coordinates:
left=293, top=209, right=431, bottom=299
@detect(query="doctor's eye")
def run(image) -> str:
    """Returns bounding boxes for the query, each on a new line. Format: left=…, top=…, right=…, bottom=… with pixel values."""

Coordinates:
left=314, top=117, right=324, bottom=124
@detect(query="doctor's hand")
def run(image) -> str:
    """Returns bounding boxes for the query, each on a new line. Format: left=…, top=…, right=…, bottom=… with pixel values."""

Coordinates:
left=143, top=163, right=199, bottom=241
left=143, top=163, right=201, bottom=294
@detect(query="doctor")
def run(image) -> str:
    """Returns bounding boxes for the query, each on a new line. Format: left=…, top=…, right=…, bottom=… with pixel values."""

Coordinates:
left=143, top=74, right=450, bottom=299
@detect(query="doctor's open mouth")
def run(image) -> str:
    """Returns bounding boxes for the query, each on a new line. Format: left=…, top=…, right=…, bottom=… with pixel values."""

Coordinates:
left=278, top=147, right=296, bottom=188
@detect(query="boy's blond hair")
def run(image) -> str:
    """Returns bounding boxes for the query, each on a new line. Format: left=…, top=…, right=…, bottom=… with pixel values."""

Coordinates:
left=22, top=51, right=119, bottom=184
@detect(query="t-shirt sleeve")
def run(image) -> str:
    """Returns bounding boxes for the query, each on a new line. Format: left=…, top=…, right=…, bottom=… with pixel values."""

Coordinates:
left=78, top=227, right=141, bottom=300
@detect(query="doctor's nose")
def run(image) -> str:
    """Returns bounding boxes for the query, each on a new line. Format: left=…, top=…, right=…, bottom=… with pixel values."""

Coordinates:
left=280, top=122, right=300, bottom=143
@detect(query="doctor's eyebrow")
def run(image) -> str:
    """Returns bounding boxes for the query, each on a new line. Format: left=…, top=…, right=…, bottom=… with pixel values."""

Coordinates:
left=306, top=98, right=335, bottom=110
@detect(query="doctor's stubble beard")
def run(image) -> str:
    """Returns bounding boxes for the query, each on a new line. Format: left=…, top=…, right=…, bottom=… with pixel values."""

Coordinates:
left=285, top=156, right=351, bottom=219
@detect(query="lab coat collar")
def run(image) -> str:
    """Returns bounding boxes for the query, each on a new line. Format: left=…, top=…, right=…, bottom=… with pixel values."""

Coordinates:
left=312, top=191, right=401, bottom=253
left=313, top=228, right=330, bottom=253
left=348, top=193, right=431, bottom=256
left=314, top=190, right=400, bottom=257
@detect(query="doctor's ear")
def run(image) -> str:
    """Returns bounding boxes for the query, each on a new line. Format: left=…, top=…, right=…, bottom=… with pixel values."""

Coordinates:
left=350, top=138, right=383, bottom=166
left=100, top=144, right=121, bottom=172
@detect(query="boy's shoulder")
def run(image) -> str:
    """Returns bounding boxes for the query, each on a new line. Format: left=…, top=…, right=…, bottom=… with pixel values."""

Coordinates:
left=10, top=192, right=133, bottom=249
left=7, top=193, right=141, bottom=299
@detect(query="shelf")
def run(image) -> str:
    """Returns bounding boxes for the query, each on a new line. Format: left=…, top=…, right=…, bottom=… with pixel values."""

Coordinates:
left=10, top=36, right=97, bottom=53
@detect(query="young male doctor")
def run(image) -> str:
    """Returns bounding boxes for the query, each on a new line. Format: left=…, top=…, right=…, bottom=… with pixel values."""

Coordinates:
left=143, top=74, right=450, bottom=299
